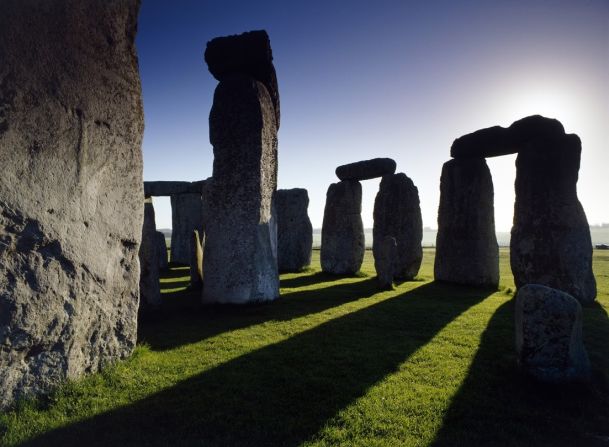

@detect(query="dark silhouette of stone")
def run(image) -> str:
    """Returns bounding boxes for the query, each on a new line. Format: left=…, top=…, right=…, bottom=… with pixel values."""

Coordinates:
left=511, top=129, right=596, bottom=304
left=139, top=201, right=161, bottom=308
left=435, top=158, right=499, bottom=287
left=190, top=230, right=204, bottom=289
left=144, top=180, right=205, bottom=197
left=276, top=188, right=312, bottom=272
left=155, top=231, right=168, bottom=270
left=321, top=180, right=365, bottom=275
left=373, top=173, right=423, bottom=280
left=202, top=73, right=279, bottom=304
left=375, top=236, right=397, bottom=289
left=0, top=0, right=143, bottom=408
left=335, top=158, right=396, bottom=181
left=204, top=30, right=280, bottom=127
left=170, top=193, right=204, bottom=265
left=515, top=284, right=590, bottom=383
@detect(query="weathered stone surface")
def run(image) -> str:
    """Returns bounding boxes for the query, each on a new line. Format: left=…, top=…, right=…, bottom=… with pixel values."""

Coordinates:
left=155, top=231, right=168, bottom=270
left=0, top=0, right=143, bottom=408
left=373, top=173, right=422, bottom=280
left=144, top=180, right=205, bottom=197
left=204, top=30, right=280, bottom=127
left=170, top=193, right=204, bottom=264
left=321, top=180, right=365, bottom=275
left=511, top=127, right=596, bottom=304
left=276, top=188, right=312, bottom=272
left=202, top=74, right=279, bottom=304
left=451, top=115, right=565, bottom=159
left=434, top=159, right=499, bottom=287
left=139, top=201, right=161, bottom=308
left=189, top=230, right=204, bottom=289
left=375, top=236, right=397, bottom=289
left=515, top=284, right=590, bottom=383
left=335, top=158, right=396, bottom=181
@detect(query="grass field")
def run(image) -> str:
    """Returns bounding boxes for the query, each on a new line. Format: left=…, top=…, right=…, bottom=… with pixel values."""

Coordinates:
left=1, top=248, right=608, bottom=446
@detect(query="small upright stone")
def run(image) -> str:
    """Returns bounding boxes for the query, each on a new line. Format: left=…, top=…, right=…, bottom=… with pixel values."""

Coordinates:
left=170, top=193, right=204, bottom=265
left=373, top=173, right=422, bottom=280
left=434, top=158, right=499, bottom=287
left=335, top=158, right=396, bottom=181
left=190, top=230, right=204, bottom=289
left=375, top=236, right=397, bottom=289
left=139, top=201, right=161, bottom=308
left=276, top=188, right=313, bottom=272
left=515, top=284, right=590, bottom=383
left=155, top=231, right=168, bottom=270
left=321, top=180, right=365, bottom=274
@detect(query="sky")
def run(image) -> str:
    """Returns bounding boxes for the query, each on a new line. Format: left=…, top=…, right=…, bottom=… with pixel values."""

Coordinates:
left=136, top=0, right=609, bottom=231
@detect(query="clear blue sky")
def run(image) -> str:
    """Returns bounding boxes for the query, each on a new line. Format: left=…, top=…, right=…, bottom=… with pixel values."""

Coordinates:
left=137, top=0, right=609, bottom=231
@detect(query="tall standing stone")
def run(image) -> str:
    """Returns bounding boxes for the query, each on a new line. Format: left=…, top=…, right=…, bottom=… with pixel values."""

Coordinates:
left=276, top=188, right=313, bottom=272
left=155, top=231, right=168, bottom=270
left=373, top=173, right=423, bottom=280
left=139, top=201, right=161, bottom=308
left=321, top=180, right=365, bottom=275
left=190, top=230, right=204, bottom=289
left=170, top=193, right=204, bottom=264
left=511, top=122, right=596, bottom=304
left=434, top=158, right=499, bottom=287
left=0, top=0, right=143, bottom=408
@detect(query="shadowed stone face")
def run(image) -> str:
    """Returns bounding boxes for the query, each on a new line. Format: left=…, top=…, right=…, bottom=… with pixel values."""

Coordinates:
left=170, top=193, right=204, bottom=265
left=374, top=236, right=397, bottom=290
left=515, top=284, right=590, bottom=383
left=373, top=173, right=423, bottom=280
left=276, top=188, right=313, bottom=272
left=434, top=159, right=499, bottom=287
left=321, top=180, right=365, bottom=275
left=139, top=201, right=161, bottom=308
left=155, top=231, right=168, bottom=270
left=0, top=0, right=143, bottom=408
left=189, top=230, right=204, bottom=289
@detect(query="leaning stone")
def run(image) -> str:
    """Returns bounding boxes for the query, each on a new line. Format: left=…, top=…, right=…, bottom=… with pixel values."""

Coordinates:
left=276, top=188, right=313, bottom=272
left=375, top=236, right=397, bottom=289
left=511, top=128, right=596, bottom=304
left=139, top=201, right=161, bottom=308
left=0, top=0, right=143, bottom=409
left=321, top=180, right=365, bottom=274
left=155, top=231, right=168, bottom=270
left=373, top=173, right=423, bottom=280
left=190, top=230, right=204, bottom=288
left=515, top=284, right=590, bottom=383
left=335, top=158, right=396, bottom=181
left=203, top=74, right=279, bottom=304
left=170, top=193, right=204, bottom=264
left=434, top=158, right=499, bottom=287
left=204, top=30, right=280, bottom=127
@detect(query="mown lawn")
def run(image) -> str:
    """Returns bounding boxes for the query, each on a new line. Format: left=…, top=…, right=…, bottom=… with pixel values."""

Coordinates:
left=1, top=248, right=608, bottom=446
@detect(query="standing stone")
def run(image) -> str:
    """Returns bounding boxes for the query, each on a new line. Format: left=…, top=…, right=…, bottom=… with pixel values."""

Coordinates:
left=276, top=188, right=313, bottom=272
left=190, top=230, right=204, bottom=288
left=0, top=0, right=143, bottom=408
left=170, top=193, right=204, bottom=264
left=511, top=122, right=596, bottom=304
left=139, top=201, right=161, bottom=308
left=515, top=284, right=590, bottom=383
left=335, top=158, right=396, bottom=181
left=155, top=231, right=168, bottom=270
left=202, top=74, right=279, bottom=304
left=375, top=236, right=397, bottom=289
left=321, top=180, right=365, bottom=275
left=435, top=158, right=499, bottom=287
left=373, top=173, right=423, bottom=280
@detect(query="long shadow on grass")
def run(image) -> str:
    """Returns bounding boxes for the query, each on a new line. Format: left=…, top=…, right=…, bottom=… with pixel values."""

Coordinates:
left=432, top=300, right=609, bottom=446
left=280, top=270, right=353, bottom=289
left=21, top=282, right=493, bottom=446
left=139, top=276, right=381, bottom=351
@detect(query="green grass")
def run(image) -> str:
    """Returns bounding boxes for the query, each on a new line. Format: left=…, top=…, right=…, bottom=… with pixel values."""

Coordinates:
left=1, top=248, right=608, bottom=446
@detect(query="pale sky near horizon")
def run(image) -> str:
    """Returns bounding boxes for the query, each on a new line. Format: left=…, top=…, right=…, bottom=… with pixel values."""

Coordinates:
left=137, top=0, right=609, bottom=232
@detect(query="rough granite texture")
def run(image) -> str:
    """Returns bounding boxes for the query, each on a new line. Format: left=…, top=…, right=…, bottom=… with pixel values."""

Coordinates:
left=189, top=230, right=204, bottom=289
left=335, top=158, right=396, bottom=181
left=202, top=74, right=279, bottom=304
left=515, top=284, right=590, bottom=383
left=170, top=193, right=204, bottom=264
left=373, top=173, right=423, bottom=280
left=155, top=231, right=168, bottom=270
left=0, top=0, right=143, bottom=408
left=434, top=159, right=499, bottom=287
left=375, top=236, right=397, bottom=290
left=139, top=201, right=160, bottom=308
left=276, top=188, right=312, bottom=272
left=321, top=180, right=365, bottom=275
